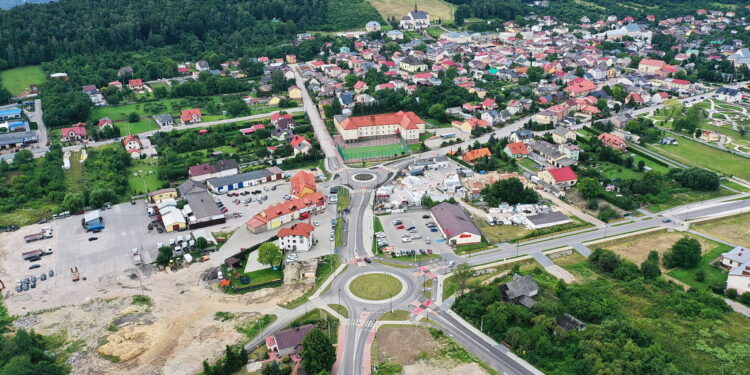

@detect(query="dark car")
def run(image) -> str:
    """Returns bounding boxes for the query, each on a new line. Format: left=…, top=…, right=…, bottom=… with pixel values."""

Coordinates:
left=23, top=283, right=29, bottom=291
left=363, top=257, right=372, bottom=263
left=48, top=270, right=54, bottom=277
left=422, top=214, right=430, bottom=219
left=88, top=237, right=98, bottom=241
left=406, top=226, right=416, bottom=231
left=419, top=249, right=426, bottom=255
left=430, top=227, right=438, bottom=232
left=31, top=275, right=36, bottom=283
left=29, top=264, right=40, bottom=270
left=30, top=282, right=36, bottom=289
left=15, top=285, right=22, bottom=292
left=40, top=274, right=47, bottom=281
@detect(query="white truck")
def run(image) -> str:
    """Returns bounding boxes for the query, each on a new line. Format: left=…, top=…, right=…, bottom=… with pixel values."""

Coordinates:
left=131, top=248, right=142, bottom=266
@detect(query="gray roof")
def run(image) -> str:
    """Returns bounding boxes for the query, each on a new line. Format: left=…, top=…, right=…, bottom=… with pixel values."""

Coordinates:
left=0, top=131, right=37, bottom=146
left=184, top=190, right=222, bottom=219
left=503, top=274, right=539, bottom=300
left=410, top=10, right=429, bottom=20
left=430, top=202, right=481, bottom=238
left=178, top=179, right=207, bottom=196
left=556, top=313, right=586, bottom=331
left=209, top=168, right=282, bottom=188
left=154, top=114, right=173, bottom=123
left=401, top=55, right=424, bottom=66
left=526, top=211, right=570, bottom=226
left=272, top=324, right=315, bottom=352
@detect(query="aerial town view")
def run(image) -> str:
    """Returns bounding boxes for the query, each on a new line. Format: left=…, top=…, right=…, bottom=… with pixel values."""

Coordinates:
left=2, top=0, right=750, bottom=374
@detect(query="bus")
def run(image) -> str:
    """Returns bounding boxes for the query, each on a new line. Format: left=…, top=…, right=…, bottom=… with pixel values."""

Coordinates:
left=440, top=133, right=456, bottom=139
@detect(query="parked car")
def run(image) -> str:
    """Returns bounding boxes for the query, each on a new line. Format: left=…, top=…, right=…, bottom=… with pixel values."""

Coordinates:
left=396, top=225, right=405, bottom=230
left=48, top=270, right=54, bottom=277
left=406, top=226, right=416, bottom=231
left=421, top=215, right=430, bottom=219
left=425, top=238, right=431, bottom=244
left=29, top=264, right=40, bottom=270
left=40, top=274, right=46, bottom=281
left=88, top=237, right=98, bottom=241
left=427, top=249, right=433, bottom=254
left=313, top=221, right=320, bottom=227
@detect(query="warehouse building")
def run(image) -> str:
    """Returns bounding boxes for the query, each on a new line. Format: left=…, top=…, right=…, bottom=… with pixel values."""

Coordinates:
left=430, top=202, right=482, bottom=245
left=207, top=167, right=284, bottom=194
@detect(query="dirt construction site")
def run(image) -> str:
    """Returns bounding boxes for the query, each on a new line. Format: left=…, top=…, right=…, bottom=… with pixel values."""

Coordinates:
left=2, top=256, right=310, bottom=375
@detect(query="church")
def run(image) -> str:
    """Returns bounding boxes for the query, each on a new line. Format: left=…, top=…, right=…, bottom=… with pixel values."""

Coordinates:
left=400, top=4, right=430, bottom=30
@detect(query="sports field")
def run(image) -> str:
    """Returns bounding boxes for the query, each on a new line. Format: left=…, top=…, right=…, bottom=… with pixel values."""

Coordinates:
left=367, top=0, right=455, bottom=22
left=0, top=65, right=47, bottom=95
left=340, top=143, right=409, bottom=161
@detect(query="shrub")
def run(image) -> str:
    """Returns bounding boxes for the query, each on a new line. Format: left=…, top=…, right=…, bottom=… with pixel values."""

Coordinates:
left=726, top=289, right=738, bottom=299
left=695, top=269, right=706, bottom=282
left=741, top=292, right=750, bottom=305
left=709, top=280, right=727, bottom=294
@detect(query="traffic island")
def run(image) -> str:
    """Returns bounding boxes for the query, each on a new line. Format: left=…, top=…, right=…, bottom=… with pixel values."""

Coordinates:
left=346, top=272, right=406, bottom=302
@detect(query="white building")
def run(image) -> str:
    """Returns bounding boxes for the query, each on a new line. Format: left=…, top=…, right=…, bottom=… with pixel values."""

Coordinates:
left=400, top=5, right=430, bottom=30
left=277, top=223, right=316, bottom=252
left=722, top=247, right=750, bottom=295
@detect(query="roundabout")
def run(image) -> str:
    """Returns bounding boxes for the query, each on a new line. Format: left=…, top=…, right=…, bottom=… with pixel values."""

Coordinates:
left=352, top=172, right=376, bottom=182
left=344, top=271, right=409, bottom=304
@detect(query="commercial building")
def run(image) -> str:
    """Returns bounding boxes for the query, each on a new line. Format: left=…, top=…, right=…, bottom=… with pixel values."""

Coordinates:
left=0, top=108, right=22, bottom=121
left=188, top=159, right=239, bottom=182
left=524, top=211, right=571, bottom=229
left=207, top=167, right=284, bottom=194
left=0, top=131, right=37, bottom=150
left=147, top=188, right=179, bottom=204
left=290, top=170, right=317, bottom=198
left=334, top=111, right=426, bottom=143
left=277, top=223, right=316, bottom=252
left=157, top=198, right=187, bottom=232
left=183, top=190, right=226, bottom=228
left=246, top=192, right=326, bottom=233
left=430, top=202, right=483, bottom=245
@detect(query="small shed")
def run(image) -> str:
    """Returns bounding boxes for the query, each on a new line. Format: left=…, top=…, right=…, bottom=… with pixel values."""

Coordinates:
left=224, top=256, right=241, bottom=269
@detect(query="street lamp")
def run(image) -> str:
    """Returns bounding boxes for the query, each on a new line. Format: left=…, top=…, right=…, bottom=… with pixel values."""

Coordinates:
left=389, top=292, right=393, bottom=313
left=338, top=288, right=341, bottom=308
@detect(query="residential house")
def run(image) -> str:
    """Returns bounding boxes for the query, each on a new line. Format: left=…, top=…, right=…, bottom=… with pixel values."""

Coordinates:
left=598, top=132, right=627, bottom=151
left=638, top=59, right=666, bottom=74
left=288, top=86, right=303, bottom=100
left=551, top=127, right=577, bottom=144
left=452, top=118, right=490, bottom=133
left=122, top=135, right=143, bottom=159
left=265, top=325, right=315, bottom=357
left=721, top=247, right=750, bottom=295
left=564, top=78, right=597, bottom=97
left=500, top=274, right=539, bottom=308
left=60, top=123, right=87, bottom=142
left=504, top=142, right=529, bottom=159
left=539, top=166, right=578, bottom=189
left=290, top=135, right=312, bottom=155
left=716, top=87, right=742, bottom=103
left=97, top=118, right=114, bottom=131
left=559, top=143, right=580, bottom=161
left=399, top=55, right=428, bottom=72
left=154, top=114, right=174, bottom=127
left=461, top=147, right=492, bottom=163
left=128, top=79, right=144, bottom=91
left=277, top=223, right=316, bottom=252
left=509, top=129, right=534, bottom=144
left=181, top=109, right=202, bottom=125
left=481, top=110, right=509, bottom=126
left=507, top=100, right=523, bottom=115
left=245, top=192, right=327, bottom=233
left=291, top=170, right=317, bottom=198
left=366, top=21, right=381, bottom=32
left=196, top=61, right=210, bottom=72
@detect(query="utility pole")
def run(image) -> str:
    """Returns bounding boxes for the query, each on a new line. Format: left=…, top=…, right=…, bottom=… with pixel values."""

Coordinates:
left=389, top=292, right=393, bottom=313
left=338, top=288, right=341, bottom=307
left=480, top=315, right=484, bottom=332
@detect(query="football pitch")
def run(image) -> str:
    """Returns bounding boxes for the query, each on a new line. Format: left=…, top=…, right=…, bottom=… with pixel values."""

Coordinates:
left=340, top=143, right=409, bottom=161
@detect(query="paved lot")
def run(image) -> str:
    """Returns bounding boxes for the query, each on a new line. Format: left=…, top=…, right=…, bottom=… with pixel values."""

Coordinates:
left=378, top=210, right=453, bottom=258
left=424, top=127, right=471, bottom=149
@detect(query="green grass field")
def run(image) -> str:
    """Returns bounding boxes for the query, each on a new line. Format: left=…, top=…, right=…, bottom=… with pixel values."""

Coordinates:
left=667, top=242, right=733, bottom=291
left=340, top=143, right=408, bottom=161
left=349, top=273, right=403, bottom=300
left=367, top=0, right=455, bottom=22
left=0, top=65, right=47, bottom=95
left=650, top=137, right=750, bottom=180
left=127, top=160, right=163, bottom=195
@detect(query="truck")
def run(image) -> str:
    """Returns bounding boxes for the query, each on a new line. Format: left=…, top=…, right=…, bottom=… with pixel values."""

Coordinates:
left=70, top=267, right=80, bottom=282
left=22, top=247, right=52, bottom=261
left=23, top=228, right=53, bottom=243
left=131, top=248, right=142, bottom=266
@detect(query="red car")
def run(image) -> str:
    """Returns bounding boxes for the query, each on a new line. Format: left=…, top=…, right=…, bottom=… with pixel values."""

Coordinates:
left=396, top=225, right=405, bottom=229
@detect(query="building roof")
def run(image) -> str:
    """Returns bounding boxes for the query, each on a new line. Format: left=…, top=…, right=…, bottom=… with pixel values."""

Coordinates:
left=290, top=170, right=317, bottom=197
left=188, top=159, right=238, bottom=178
left=338, top=111, right=425, bottom=131
left=430, top=202, right=481, bottom=238
left=148, top=188, right=177, bottom=197
left=61, top=123, right=87, bottom=137
left=208, top=168, right=280, bottom=188
left=547, top=167, right=578, bottom=183
left=639, top=58, right=666, bottom=67
left=503, top=274, right=539, bottom=300
left=0, top=131, right=37, bottom=146
left=180, top=108, right=202, bottom=122
left=268, top=324, right=315, bottom=352
left=184, top=190, right=222, bottom=219
left=0, top=108, right=22, bottom=117
left=526, top=211, right=570, bottom=226
left=506, top=142, right=529, bottom=155
left=462, top=147, right=492, bottom=162
left=247, top=192, right=326, bottom=228
left=278, top=222, right=315, bottom=238
left=178, top=179, right=207, bottom=196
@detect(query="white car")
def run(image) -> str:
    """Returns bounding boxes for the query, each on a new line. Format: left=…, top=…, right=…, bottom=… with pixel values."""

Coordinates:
left=314, top=221, right=320, bottom=227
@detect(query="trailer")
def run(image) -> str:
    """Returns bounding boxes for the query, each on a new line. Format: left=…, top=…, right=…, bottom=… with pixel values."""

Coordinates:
left=22, top=249, right=43, bottom=260
left=70, top=267, right=80, bottom=282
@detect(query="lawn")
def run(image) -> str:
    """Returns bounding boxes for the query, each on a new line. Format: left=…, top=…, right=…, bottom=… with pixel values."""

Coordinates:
left=349, top=273, right=402, bottom=300
left=337, top=187, right=350, bottom=211
left=367, top=0, right=455, bottom=22
left=594, top=229, right=722, bottom=266
left=721, top=179, right=749, bottom=192
left=646, top=187, right=733, bottom=212
left=599, top=161, right=648, bottom=180
left=340, top=143, right=409, bottom=161
left=692, top=211, right=750, bottom=247
left=127, top=159, right=163, bottom=195
left=667, top=243, right=733, bottom=291
left=649, top=137, right=750, bottom=180
left=0, top=65, right=47, bottom=95
left=378, top=310, right=409, bottom=321
left=327, top=304, right=349, bottom=318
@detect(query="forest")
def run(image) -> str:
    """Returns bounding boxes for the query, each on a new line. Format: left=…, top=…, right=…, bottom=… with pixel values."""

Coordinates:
left=0, top=0, right=381, bottom=72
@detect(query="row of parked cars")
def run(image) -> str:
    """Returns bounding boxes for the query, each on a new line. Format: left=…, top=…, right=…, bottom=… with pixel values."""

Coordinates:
left=16, top=270, right=54, bottom=292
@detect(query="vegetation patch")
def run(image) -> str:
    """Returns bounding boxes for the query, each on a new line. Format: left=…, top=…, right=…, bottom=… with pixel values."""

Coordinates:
left=378, top=310, right=409, bottom=321
left=327, top=304, right=349, bottom=318
left=349, top=273, right=403, bottom=300
left=0, top=65, right=47, bottom=95
left=692, top=211, right=750, bottom=247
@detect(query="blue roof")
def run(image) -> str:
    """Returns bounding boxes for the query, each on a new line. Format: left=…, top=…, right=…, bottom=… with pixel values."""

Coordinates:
left=0, top=108, right=22, bottom=117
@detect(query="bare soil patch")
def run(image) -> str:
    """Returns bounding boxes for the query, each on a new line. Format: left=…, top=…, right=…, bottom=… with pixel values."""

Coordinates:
left=375, top=326, right=439, bottom=365
left=403, top=362, right=487, bottom=375
left=595, top=230, right=716, bottom=265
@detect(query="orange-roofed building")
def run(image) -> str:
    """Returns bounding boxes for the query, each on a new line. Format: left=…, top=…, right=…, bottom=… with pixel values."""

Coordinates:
left=563, top=78, right=597, bottom=97
left=503, top=142, right=529, bottom=159
left=462, top=147, right=492, bottom=163
left=598, top=132, right=627, bottom=151
left=245, top=192, right=326, bottom=233
left=452, top=118, right=490, bottom=133
left=181, top=108, right=202, bottom=124
left=290, top=170, right=317, bottom=198
left=638, top=59, right=666, bottom=74
left=277, top=223, right=316, bottom=251
left=334, top=111, right=426, bottom=142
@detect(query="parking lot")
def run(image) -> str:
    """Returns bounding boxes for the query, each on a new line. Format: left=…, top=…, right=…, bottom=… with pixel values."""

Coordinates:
left=377, top=210, right=454, bottom=260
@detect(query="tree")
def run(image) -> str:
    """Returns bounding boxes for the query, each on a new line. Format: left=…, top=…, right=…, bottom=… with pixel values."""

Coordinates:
left=62, top=192, right=85, bottom=212
left=195, top=237, right=209, bottom=251
left=641, top=259, right=661, bottom=280
left=428, top=103, right=446, bottom=121
left=667, top=167, right=720, bottom=191
left=726, top=288, right=738, bottom=299
left=454, top=5, right=471, bottom=26
left=128, top=111, right=140, bottom=123
left=597, top=205, right=618, bottom=223
left=481, top=178, right=538, bottom=206
left=12, top=149, right=34, bottom=166
left=695, top=268, right=706, bottom=282
left=453, top=263, right=475, bottom=296
left=663, top=237, right=702, bottom=268
left=577, top=177, right=601, bottom=200
left=257, top=242, right=283, bottom=267
left=301, top=329, right=335, bottom=375
left=262, top=361, right=282, bottom=375
left=155, top=246, right=173, bottom=267
left=741, top=292, right=750, bottom=305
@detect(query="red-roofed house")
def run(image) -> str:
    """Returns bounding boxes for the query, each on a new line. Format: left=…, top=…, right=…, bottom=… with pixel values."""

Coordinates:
left=564, top=78, right=597, bottom=97
left=452, top=118, right=490, bottom=133
left=669, top=79, right=691, bottom=90
left=638, top=59, right=666, bottom=74
left=353, top=81, right=368, bottom=93
left=539, top=167, right=578, bottom=188
left=503, top=142, right=529, bottom=159
left=181, top=109, right=202, bottom=124
left=278, top=223, right=316, bottom=251
left=290, top=170, right=317, bottom=198
left=598, top=132, right=627, bottom=151
left=290, top=135, right=312, bottom=155
left=123, top=135, right=143, bottom=159
left=246, top=192, right=326, bottom=233
left=481, top=98, right=497, bottom=110
left=60, top=123, right=87, bottom=142
left=334, top=111, right=426, bottom=142
left=462, top=147, right=492, bottom=163
left=128, top=79, right=144, bottom=91
left=97, top=118, right=114, bottom=130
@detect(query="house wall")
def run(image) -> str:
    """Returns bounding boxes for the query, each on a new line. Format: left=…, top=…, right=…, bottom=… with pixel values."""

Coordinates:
left=448, top=232, right=482, bottom=245
left=149, top=191, right=178, bottom=203
left=278, top=234, right=313, bottom=252
left=727, top=274, right=750, bottom=295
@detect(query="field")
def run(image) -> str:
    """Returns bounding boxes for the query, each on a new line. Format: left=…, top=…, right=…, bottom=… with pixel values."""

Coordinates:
left=127, top=160, right=163, bottom=195
left=667, top=243, right=733, bottom=291
left=594, top=229, right=720, bottom=265
left=349, top=273, right=402, bottom=300
left=646, top=187, right=733, bottom=212
left=0, top=65, right=47, bottom=95
left=340, top=143, right=408, bottom=161
left=649, top=137, right=750, bottom=180
left=367, top=0, right=455, bottom=22
left=692, top=212, right=750, bottom=247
